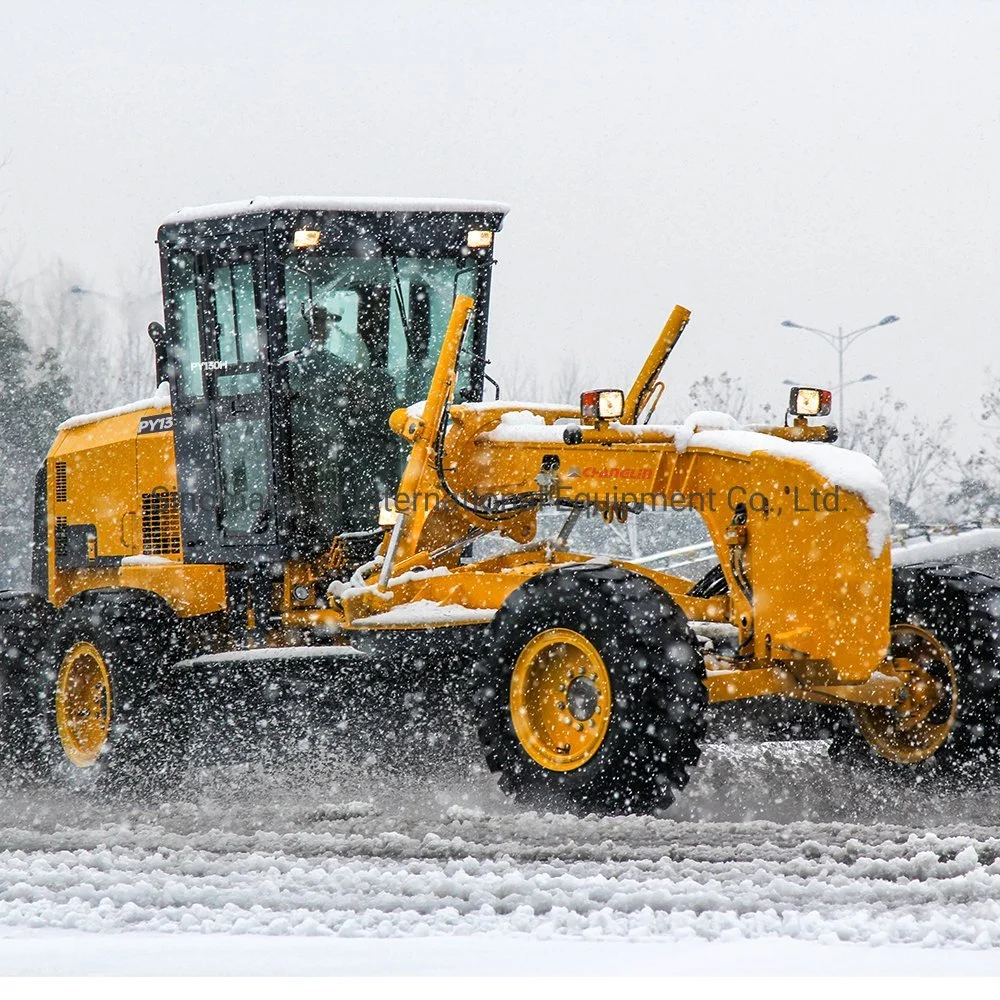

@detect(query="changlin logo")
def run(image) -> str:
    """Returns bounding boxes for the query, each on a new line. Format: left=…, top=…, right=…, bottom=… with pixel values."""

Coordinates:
left=576, top=465, right=654, bottom=482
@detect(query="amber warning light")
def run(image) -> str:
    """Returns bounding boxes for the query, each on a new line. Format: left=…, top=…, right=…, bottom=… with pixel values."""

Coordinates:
left=788, top=386, right=832, bottom=418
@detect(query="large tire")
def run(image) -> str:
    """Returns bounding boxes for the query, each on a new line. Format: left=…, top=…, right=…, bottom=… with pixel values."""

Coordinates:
left=474, top=564, right=707, bottom=815
left=24, top=593, right=191, bottom=797
left=831, top=563, right=1000, bottom=776
left=0, top=594, right=54, bottom=782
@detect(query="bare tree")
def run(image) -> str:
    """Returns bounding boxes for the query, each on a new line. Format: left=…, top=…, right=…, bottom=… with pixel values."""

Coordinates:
left=840, top=389, right=953, bottom=517
left=892, top=415, right=954, bottom=512
left=685, top=371, right=776, bottom=424
left=11, top=254, right=160, bottom=413
left=108, top=255, right=163, bottom=399
left=947, top=372, right=1000, bottom=521
left=549, top=356, right=585, bottom=405
left=18, top=260, right=107, bottom=412
left=495, top=355, right=596, bottom=404
left=841, top=389, right=905, bottom=466
left=495, top=355, right=543, bottom=401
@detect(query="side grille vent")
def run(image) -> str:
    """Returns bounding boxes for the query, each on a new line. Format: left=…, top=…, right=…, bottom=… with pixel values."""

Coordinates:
left=54, top=463, right=67, bottom=503
left=55, top=516, right=68, bottom=557
left=142, top=490, right=182, bottom=556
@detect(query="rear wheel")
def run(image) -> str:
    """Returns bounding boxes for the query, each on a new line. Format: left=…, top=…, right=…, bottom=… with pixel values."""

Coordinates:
left=26, top=596, right=190, bottom=796
left=832, top=564, right=1000, bottom=775
left=474, top=565, right=707, bottom=815
left=851, top=622, right=958, bottom=764
left=0, top=595, right=54, bottom=782
left=55, top=640, right=113, bottom=768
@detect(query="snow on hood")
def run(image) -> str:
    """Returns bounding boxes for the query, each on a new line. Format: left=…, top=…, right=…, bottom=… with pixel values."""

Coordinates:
left=672, top=410, right=743, bottom=451
left=673, top=412, right=891, bottom=559
left=476, top=405, right=889, bottom=558
left=58, top=382, right=171, bottom=432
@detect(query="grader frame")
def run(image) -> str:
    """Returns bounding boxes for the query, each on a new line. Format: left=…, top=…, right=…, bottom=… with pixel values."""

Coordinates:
left=331, top=295, right=903, bottom=713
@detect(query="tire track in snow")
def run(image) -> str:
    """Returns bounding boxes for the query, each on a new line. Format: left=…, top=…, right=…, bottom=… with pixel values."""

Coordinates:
left=2, top=742, right=1000, bottom=947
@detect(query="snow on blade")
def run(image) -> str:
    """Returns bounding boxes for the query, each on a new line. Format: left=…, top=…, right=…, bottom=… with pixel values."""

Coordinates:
left=177, top=645, right=367, bottom=667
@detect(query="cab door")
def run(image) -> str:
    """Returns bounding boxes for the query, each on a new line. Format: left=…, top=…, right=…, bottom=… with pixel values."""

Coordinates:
left=202, top=243, right=277, bottom=549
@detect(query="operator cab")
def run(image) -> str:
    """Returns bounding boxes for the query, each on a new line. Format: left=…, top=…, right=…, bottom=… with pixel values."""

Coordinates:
left=155, top=197, right=507, bottom=565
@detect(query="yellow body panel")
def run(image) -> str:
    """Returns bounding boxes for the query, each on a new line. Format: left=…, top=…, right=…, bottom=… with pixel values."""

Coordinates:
left=46, top=400, right=227, bottom=618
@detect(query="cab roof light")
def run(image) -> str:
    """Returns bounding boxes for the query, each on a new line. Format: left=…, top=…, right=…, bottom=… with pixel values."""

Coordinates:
left=293, top=229, right=322, bottom=249
left=466, top=230, right=493, bottom=248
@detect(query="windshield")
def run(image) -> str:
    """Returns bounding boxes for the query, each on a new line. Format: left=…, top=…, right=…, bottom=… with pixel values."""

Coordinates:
left=283, top=255, right=478, bottom=406
left=281, top=253, right=479, bottom=545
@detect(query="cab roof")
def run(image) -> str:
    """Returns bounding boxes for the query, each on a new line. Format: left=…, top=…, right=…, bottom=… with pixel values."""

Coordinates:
left=162, top=196, right=510, bottom=227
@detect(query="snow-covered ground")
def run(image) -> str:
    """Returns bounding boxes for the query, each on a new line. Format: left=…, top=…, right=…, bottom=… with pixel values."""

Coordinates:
left=4, top=738, right=1000, bottom=975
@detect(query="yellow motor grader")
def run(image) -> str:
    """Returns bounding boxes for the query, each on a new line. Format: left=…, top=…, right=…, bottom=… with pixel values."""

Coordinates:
left=1, top=197, right=998, bottom=812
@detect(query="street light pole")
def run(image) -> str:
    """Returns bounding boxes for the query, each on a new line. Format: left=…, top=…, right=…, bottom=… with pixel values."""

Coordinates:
left=780, top=315, right=899, bottom=437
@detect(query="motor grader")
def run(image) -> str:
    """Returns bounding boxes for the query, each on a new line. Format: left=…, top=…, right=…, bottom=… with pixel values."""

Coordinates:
left=2, top=196, right=999, bottom=812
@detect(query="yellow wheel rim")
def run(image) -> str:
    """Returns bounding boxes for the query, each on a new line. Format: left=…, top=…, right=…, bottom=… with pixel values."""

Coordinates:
left=509, top=628, right=612, bottom=772
left=55, top=641, right=112, bottom=768
left=854, top=623, right=957, bottom=765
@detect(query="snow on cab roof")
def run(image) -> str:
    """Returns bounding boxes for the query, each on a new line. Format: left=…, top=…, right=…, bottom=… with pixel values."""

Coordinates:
left=163, top=196, right=510, bottom=226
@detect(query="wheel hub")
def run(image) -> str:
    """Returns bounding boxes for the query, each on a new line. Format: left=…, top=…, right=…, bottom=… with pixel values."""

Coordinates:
left=55, top=641, right=112, bottom=768
left=566, top=675, right=599, bottom=721
left=853, top=623, right=957, bottom=764
left=509, top=627, right=612, bottom=772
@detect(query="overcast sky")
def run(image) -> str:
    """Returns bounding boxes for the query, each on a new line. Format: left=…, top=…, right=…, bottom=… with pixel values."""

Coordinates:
left=2, top=1, right=997, bottom=434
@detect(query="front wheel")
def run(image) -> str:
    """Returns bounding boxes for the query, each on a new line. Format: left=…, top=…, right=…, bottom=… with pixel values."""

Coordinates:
left=474, top=565, right=707, bottom=815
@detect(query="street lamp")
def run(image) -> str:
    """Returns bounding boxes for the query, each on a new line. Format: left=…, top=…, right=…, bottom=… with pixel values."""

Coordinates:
left=780, top=315, right=898, bottom=435
left=782, top=374, right=878, bottom=390
left=68, top=285, right=160, bottom=303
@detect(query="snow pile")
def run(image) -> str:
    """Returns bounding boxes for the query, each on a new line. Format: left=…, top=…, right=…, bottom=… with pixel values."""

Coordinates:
left=497, top=409, right=547, bottom=427
left=120, top=554, right=173, bottom=566
left=58, top=381, right=172, bottom=432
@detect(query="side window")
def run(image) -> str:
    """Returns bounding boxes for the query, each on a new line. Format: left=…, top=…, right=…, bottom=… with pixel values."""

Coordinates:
left=212, top=263, right=260, bottom=364
left=167, top=253, right=204, bottom=397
